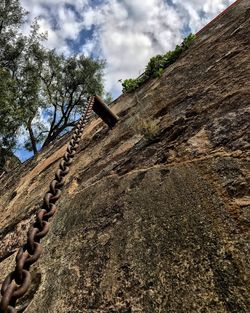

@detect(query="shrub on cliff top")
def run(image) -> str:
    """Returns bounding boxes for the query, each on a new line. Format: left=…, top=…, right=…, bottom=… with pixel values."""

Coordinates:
left=122, top=33, right=195, bottom=93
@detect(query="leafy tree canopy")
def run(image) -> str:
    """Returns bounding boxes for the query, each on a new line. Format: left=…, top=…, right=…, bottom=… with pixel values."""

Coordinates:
left=0, top=0, right=105, bottom=162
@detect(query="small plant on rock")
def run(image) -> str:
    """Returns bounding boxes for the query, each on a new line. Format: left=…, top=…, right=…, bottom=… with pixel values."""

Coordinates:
left=133, top=116, right=160, bottom=141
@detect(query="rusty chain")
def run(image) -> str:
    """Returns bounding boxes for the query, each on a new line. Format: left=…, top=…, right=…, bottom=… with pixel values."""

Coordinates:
left=0, top=96, right=95, bottom=313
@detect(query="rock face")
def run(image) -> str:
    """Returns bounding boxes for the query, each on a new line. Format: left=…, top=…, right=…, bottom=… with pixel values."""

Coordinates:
left=0, top=1, right=249, bottom=312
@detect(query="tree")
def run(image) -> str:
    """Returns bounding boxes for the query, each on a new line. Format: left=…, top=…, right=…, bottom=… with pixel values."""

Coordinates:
left=0, top=18, right=47, bottom=155
left=29, top=50, right=105, bottom=151
left=0, top=0, right=27, bottom=152
left=0, top=0, right=27, bottom=61
left=0, top=0, right=105, bottom=158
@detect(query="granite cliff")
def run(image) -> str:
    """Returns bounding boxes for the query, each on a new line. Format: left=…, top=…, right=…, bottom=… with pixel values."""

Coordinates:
left=0, top=0, right=249, bottom=312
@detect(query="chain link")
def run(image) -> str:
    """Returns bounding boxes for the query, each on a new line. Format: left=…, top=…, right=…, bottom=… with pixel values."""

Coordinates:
left=0, top=96, right=95, bottom=313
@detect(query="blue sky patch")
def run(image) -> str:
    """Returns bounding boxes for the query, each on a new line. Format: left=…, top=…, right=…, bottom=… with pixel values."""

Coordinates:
left=66, top=26, right=96, bottom=54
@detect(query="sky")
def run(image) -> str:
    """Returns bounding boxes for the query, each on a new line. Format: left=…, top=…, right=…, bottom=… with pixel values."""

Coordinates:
left=20, top=0, right=235, bottom=97
left=16, top=0, right=235, bottom=161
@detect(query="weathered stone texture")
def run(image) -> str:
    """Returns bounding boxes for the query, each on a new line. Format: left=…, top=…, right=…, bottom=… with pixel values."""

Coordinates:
left=0, top=0, right=249, bottom=312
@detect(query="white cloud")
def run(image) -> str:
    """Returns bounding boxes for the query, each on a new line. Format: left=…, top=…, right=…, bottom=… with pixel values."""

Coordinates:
left=172, top=0, right=235, bottom=31
left=21, top=0, right=89, bottom=55
left=20, top=0, right=235, bottom=96
left=80, top=0, right=184, bottom=94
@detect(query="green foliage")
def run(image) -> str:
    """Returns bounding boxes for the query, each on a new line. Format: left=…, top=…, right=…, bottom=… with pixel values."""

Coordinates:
left=122, top=78, right=142, bottom=93
left=40, top=52, right=105, bottom=148
left=0, top=0, right=105, bottom=158
left=145, top=55, right=165, bottom=78
left=0, top=0, right=27, bottom=151
left=122, top=33, right=195, bottom=93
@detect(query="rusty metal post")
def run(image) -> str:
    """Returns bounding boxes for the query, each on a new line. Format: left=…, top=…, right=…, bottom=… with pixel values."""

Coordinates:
left=92, top=95, right=119, bottom=128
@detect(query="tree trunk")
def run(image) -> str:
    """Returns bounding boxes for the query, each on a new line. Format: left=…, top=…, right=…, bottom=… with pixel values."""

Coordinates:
left=42, top=129, right=60, bottom=148
left=27, top=118, right=38, bottom=155
left=42, top=122, right=76, bottom=148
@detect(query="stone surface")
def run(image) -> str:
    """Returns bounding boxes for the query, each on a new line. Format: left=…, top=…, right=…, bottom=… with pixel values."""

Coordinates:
left=0, top=0, right=250, bottom=312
